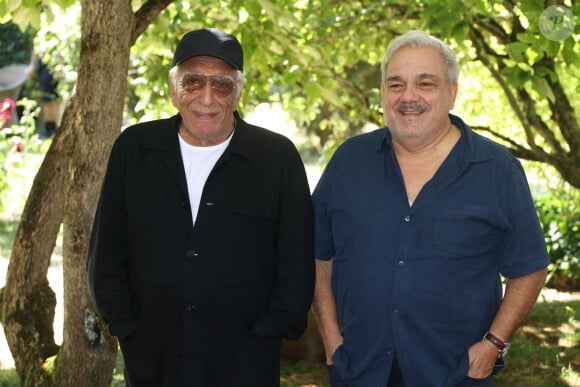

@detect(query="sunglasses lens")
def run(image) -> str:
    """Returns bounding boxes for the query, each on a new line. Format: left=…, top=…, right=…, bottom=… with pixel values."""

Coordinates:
left=181, top=74, right=206, bottom=93
left=181, top=73, right=235, bottom=97
left=211, top=76, right=235, bottom=97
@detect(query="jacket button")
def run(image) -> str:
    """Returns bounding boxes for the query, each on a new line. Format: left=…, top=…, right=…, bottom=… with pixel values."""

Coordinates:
left=186, top=250, right=199, bottom=258
left=183, top=303, right=195, bottom=312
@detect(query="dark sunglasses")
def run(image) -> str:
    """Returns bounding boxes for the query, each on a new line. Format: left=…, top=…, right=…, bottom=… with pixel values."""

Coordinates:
left=179, top=72, right=236, bottom=97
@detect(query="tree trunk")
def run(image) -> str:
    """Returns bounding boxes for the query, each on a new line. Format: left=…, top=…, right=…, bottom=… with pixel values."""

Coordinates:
left=0, top=91, right=70, bottom=386
left=1, top=0, right=172, bottom=385
left=55, top=0, right=136, bottom=385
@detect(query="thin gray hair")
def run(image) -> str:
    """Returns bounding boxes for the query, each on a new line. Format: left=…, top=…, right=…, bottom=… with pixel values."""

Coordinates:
left=169, top=66, right=245, bottom=98
left=381, top=30, right=459, bottom=86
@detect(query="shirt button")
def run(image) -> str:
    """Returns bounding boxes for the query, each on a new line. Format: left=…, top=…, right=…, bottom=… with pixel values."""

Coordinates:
left=404, top=215, right=411, bottom=222
left=183, top=303, right=195, bottom=312
left=186, top=250, right=199, bottom=258
left=398, top=260, right=405, bottom=267
left=393, top=306, right=399, bottom=313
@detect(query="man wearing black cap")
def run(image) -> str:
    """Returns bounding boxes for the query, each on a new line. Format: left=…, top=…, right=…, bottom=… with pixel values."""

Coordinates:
left=87, top=28, right=314, bottom=386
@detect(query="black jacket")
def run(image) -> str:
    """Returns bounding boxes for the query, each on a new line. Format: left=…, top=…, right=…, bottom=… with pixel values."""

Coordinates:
left=87, top=112, right=314, bottom=386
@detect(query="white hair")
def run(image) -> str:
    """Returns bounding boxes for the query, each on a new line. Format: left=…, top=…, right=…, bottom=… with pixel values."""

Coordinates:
left=381, top=30, right=459, bottom=85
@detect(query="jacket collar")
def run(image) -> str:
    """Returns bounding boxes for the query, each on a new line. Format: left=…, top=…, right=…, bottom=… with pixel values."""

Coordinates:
left=224, top=111, right=260, bottom=164
left=142, top=111, right=259, bottom=171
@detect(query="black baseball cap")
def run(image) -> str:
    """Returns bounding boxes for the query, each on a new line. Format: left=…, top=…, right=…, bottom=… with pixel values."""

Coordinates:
left=172, top=28, right=243, bottom=71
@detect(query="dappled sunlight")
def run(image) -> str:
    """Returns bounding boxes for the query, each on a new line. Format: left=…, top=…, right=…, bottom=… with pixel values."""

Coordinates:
left=493, top=297, right=580, bottom=386
left=561, top=364, right=580, bottom=387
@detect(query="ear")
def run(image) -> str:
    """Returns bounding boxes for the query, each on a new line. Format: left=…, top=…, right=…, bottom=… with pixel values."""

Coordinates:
left=169, top=75, right=178, bottom=108
left=380, top=82, right=386, bottom=100
left=448, top=81, right=458, bottom=109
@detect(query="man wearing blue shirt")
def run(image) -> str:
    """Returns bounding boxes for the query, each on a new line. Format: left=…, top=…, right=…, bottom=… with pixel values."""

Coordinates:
left=312, top=30, right=550, bottom=387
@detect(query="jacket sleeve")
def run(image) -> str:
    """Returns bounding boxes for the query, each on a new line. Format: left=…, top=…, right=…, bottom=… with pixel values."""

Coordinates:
left=86, top=139, right=137, bottom=340
left=251, top=142, right=315, bottom=341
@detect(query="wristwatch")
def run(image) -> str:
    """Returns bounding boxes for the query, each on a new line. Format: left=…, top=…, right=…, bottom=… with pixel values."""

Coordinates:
left=484, top=331, right=510, bottom=358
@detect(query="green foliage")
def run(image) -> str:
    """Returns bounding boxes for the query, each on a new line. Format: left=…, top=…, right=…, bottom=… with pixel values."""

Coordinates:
left=0, top=218, right=18, bottom=257
left=0, top=0, right=41, bottom=29
left=111, top=348, right=125, bottom=387
left=0, top=368, right=20, bottom=386
left=0, top=97, right=47, bottom=215
left=0, top=20, right=34, bottom=67
left=34, top=4, right=80, bottom=105
left=535, top=187, right=580, bottom=290
left=3, top=1, right=578, bottom=188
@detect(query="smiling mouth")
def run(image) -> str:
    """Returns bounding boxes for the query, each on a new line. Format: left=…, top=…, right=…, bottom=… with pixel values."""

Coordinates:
left=195, top=112, right=217, bottom=119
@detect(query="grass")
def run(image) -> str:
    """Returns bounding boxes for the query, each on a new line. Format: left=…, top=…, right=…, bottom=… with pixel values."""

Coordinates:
left=0, top=221, right=578, bottom=386
left=0, top=369, right=19, bottom=387
left=280, top=360, right=329, bottom=387
left=495, top=299, right=580, bottom=386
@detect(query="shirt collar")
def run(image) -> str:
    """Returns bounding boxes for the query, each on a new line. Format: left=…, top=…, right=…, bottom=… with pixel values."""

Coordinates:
left=376, top=113, right=493, bottom=166
left=450, top=113, right=493, bottom=165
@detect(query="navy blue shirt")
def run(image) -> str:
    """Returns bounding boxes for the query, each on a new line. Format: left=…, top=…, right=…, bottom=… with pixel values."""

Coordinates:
left=313, top=114, right=550, bottom=386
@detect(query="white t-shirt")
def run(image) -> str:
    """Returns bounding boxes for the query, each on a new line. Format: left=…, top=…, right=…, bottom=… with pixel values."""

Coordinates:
left=178, top=132, right=233, bottom=224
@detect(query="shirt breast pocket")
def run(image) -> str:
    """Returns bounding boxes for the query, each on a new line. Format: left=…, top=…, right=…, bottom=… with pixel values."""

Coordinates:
left=432, top=204, right=501, bottom=258
left=225, top=201, right=278, bottom=252
left=217, top=203, right=278, bottom=287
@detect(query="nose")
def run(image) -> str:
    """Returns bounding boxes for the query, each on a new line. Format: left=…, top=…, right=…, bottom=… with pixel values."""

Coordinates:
left=198, top=82, right=215, bottom=105
left=400, top=85, right=419, bottom=102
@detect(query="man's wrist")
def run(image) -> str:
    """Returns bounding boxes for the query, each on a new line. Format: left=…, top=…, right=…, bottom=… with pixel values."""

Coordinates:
left=483, top=331, right=510, bottom=358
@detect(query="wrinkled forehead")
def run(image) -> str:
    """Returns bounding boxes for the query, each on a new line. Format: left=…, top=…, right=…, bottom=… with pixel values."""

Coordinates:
left=387, top=46, right=447, bottom=80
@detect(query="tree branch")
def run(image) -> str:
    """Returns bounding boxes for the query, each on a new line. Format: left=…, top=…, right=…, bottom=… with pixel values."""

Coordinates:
left=468, top=28, right=532, bottom=139
left=469, top=26, right=568, bottom=158
left=545, top=65, right=580, bottom=162
left=516, top=86, right=565, bottom=155
left=132, top=0, right=174, bottom=44
left=471, top=125, right=545, bottom=162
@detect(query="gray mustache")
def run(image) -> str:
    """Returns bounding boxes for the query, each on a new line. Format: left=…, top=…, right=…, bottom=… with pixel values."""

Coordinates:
left=396, top=103, right=428, bottom=113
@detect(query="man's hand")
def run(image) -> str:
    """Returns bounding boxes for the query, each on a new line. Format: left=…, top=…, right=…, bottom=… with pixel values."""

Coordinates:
left=325, top=338, right=344, bottom=365
left=467, top=339, right=498, bottom=378
left=313, top=258, right=344, bottom=366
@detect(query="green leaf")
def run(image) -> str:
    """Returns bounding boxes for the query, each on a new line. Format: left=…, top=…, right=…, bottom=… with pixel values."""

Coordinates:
left=12, top=5, right=40, bottom=29
left=451, top=21, right=470, bottom=41
left=535, top=66, right=557, bottom=83
left=319, top=85, right=345, bottom=109
left=561, top=38, right=578, bottom=66
left=6, top=0, right=21, bottom=13
left=531, top=77, right=555, bottom=103
left=507, top=42, right=529, bottom=63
